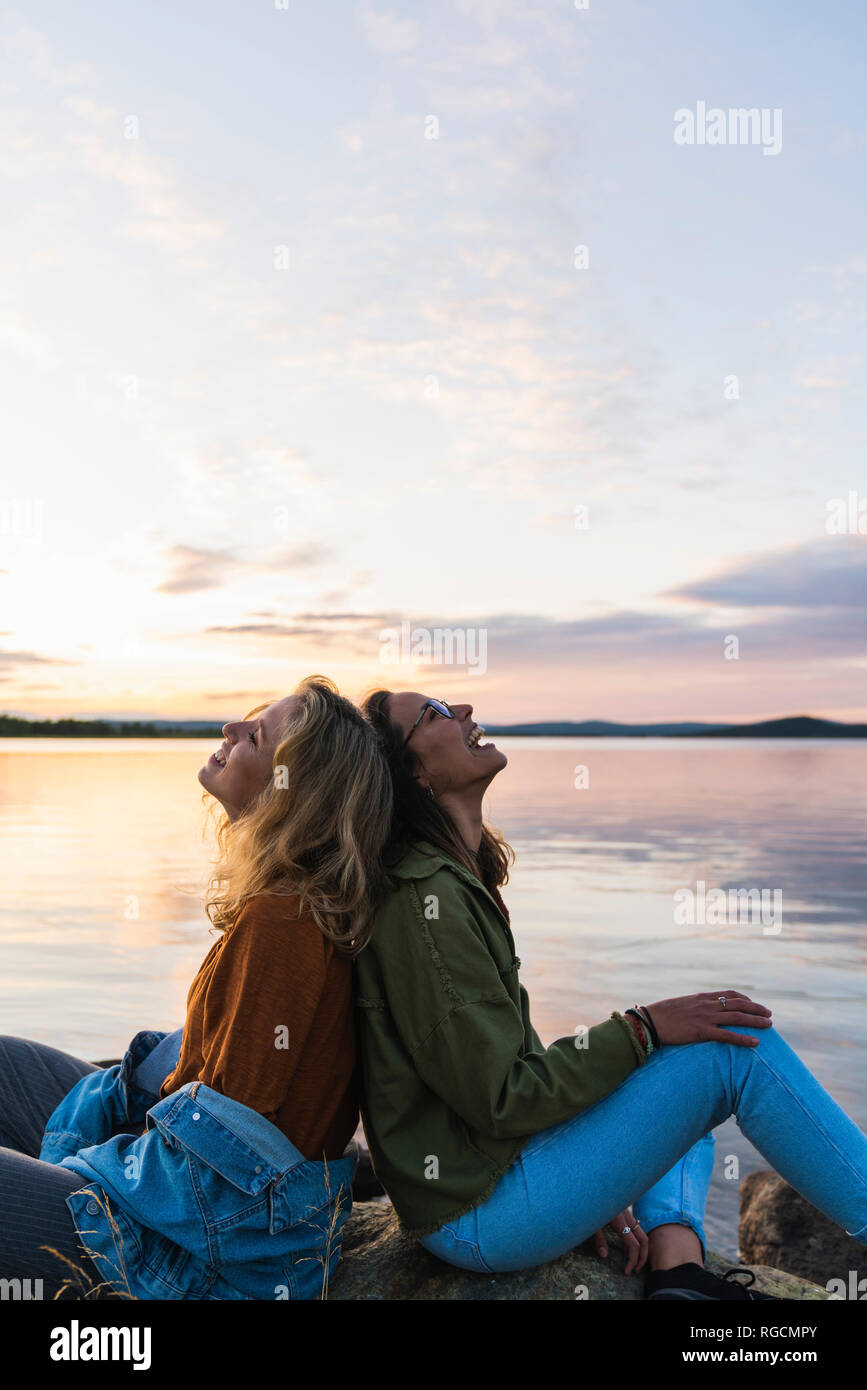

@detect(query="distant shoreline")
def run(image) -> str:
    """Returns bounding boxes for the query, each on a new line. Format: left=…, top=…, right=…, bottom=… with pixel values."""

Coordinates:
left=1, top=714, right=866, bottom=739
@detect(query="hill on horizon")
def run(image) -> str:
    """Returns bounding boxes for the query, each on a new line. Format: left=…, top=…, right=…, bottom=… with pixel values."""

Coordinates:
left=483, top=714, right=867, bottom=738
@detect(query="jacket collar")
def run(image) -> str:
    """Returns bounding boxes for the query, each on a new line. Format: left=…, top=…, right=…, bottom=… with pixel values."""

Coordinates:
left=385, top=839, right=510, bottom=929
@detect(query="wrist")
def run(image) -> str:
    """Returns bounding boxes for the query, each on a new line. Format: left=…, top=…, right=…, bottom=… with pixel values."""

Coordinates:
left=613, top=1009, right=650, bottom=1063
left=624, top=1011, right=644, bottom=1043
left=635, top=1004, right=661, bottom=1050
left=624, top=1006, right=660, bottom=1059
left=624, top=1010, right=648, bottom=1051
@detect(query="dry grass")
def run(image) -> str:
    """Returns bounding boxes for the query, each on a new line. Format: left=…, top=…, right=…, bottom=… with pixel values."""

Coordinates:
left=317, top=1158, right=350, bottom=1300
left=289, top=1156, right=352, bottom=1301
left=39, top=1171, right=352, bottom=1302
left=41, top=1187, right=136, bottom=1300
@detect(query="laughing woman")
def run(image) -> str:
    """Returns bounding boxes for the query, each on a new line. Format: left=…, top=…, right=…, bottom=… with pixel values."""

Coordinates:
left=0, top=676, right=391, bottom=1300
left=356, top=689, right=867, bottom=1300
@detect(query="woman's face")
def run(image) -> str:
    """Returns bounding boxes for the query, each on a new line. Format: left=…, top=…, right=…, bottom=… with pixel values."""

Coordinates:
left=198, top=695, right=297, bottom=820
left=387, top=691, right=508, bottom=797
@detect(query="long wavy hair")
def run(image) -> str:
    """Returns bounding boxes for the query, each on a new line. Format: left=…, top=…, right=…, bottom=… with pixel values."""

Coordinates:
left=362, top=688, right=514, bottom=894
left=203, top=675, right=392, bottom=956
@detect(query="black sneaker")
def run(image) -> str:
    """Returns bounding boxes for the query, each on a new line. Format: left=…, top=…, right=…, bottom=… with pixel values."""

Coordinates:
left=645, top=1261, right=780, bottom=1301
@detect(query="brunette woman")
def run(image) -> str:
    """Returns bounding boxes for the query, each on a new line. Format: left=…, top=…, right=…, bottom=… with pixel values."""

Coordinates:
left=355, top=689, right=867, bottom=1300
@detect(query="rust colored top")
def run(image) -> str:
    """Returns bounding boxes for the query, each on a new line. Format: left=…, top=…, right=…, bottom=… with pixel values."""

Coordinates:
left=159, top=891, right=357, bottom=1161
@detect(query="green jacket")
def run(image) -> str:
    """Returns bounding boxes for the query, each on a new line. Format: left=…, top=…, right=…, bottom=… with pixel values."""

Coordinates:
left=353, top=840, right=647, bottom=1237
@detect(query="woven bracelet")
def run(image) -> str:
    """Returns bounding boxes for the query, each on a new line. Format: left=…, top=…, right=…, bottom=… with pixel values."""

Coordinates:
left=612, top=1010, right=648, bottom=1065
left=634, top=1004, right=661, bottom=1050
left=624, top=1008, right=654, bottom=1058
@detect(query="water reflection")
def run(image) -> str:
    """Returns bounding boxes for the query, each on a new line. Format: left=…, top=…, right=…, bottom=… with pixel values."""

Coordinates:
left=1, top=736, right=864, bottom=1260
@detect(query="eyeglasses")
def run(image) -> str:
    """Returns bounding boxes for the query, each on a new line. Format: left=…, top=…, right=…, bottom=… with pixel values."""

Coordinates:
left=403, top=698, right=454, bottom=745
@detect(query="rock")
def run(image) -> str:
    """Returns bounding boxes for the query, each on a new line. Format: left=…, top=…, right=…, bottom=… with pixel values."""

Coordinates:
left=329, top=1200, right=831, bottom=1300
left=739, top=1169, right=864, bottom=1294
left=343, top=1139, right=385, bottom=1202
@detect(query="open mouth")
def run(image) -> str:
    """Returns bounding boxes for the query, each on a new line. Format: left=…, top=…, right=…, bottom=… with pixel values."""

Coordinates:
left=466, top=725, right=486, bottom=749
left=211, top=747, right=228, bottom=767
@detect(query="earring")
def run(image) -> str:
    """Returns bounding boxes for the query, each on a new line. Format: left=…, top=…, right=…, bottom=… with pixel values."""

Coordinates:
left=426, top=786, right=435, bottom=800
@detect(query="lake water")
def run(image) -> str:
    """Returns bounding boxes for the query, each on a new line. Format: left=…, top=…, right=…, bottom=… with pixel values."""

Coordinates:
left=1, top=736, right=864, bottom=1263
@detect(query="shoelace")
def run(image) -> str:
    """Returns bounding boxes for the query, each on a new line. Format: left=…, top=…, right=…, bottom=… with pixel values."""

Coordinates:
left=722, top=1267, right=759, bottom=1295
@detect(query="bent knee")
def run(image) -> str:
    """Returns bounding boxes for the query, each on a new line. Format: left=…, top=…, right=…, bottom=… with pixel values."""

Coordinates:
left=715, top=1021, right=786, bottom=1050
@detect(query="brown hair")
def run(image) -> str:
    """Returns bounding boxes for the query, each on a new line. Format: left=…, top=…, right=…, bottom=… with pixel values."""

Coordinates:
left=203, top=675, right=392, bottom=955
left=362, top=688, right=514, bottom=893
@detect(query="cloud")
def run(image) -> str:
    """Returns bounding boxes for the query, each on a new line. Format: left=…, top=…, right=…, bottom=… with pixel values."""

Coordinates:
left=65, top=128, right=227, bottom=253
left=64, top=95, right=116, bottom=123
left=155, top=542, right=330, bottom=595
left=0, top=23, right=94, bottom=88
left=0, top=648, right=81, bottom=681
left=198, top=579, right=867, bottom=671
left=206, top=623, right=342, bottom=638
left=793, top=355, right=854, bottom=391
left=0, top=310, right=62, bottom=370
left=0, top=24, right=226, bottom=259
left=361, top=7, right=421, bottom=54
left=666, top=537, right=867, bottom=610
left=155, top=546, right=245, bottom=594
left=292, top=611, right=386, bottom=621
left=199, top=690, right=280, bottom=703
left=809, top=254, right=867, bottom=281
left=257, top=544, right=332, bottom=572
left=203, top=610, right=385, bottom=652
left=274, top=296, right=651, bottom=493
left=479, top=605, right=867, bottom=663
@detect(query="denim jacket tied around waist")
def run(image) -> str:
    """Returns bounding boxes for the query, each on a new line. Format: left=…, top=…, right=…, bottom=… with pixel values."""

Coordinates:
left=38, top=1028, right=357, bottom=1301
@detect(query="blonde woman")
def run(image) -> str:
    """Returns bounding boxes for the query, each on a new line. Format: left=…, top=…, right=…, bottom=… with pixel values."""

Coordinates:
left=0, top=676, right=392, bottom=1300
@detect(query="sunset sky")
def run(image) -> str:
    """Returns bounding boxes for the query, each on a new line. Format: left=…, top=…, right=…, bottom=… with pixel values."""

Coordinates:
left=1, top=0, right=865, bottom=725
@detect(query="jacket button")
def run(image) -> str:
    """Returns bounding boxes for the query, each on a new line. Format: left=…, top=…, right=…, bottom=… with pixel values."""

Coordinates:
left=85, top=1199, right=100, bottom=1215
left=254, top=1165, right=262, bottom=1174
left=192, top=1112, right=200, bottom=1120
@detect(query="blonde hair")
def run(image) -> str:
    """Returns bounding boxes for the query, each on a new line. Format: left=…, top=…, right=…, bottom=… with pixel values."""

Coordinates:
left=203, top=675, right=392, bottom=956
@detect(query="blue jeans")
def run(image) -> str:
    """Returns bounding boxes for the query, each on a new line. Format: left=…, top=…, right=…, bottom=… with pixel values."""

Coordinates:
left=0, top=1030, right=185, bottom=1299
left=418, top=1024, right=867, bottom=1274
left=0, top=1036, right=116, bottom=1299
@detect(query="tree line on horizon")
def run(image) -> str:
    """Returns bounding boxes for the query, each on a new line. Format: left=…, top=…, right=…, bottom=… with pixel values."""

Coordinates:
left=1, top=713, right=866, bottom=739
left=0, top=714, right=223, bottom=738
